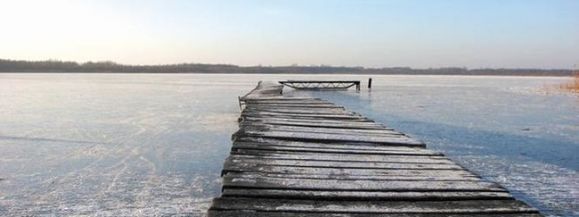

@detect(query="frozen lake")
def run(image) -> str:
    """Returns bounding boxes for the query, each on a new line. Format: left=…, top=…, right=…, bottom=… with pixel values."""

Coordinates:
left=0, top=74, right=577, bottom=216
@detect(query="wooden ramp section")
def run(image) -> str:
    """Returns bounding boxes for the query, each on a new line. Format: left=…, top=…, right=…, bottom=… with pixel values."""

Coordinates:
left=279, top=80, right=361, bottom=90
left=208, top=81, right=542, bottom=217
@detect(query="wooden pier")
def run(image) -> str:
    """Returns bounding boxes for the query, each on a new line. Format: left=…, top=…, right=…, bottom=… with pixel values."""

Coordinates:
left=279, top=80, right=361, bottom=90
left=208, top=81, right=542, bottom=216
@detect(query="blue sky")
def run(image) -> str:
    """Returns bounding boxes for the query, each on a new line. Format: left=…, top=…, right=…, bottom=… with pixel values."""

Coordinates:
left=0, top=0, right=577, bottom=68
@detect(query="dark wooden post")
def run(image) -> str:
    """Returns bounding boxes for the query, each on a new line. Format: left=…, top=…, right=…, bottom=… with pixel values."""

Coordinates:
left=368, top=78, right=372, bottom=89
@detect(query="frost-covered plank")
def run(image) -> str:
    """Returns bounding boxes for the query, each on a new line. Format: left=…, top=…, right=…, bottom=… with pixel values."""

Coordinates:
left=238, top=130, right=425, bottom=147
left=247, top=104, right=345, bottom=109
left=222, top=176, right=503, bottom=191
left=224, top=172, right=479, bottom=181
left=242, top=128, right=406, bottom=139
left=241, top=116, right=375, bottom=123
left=244, top=111, right=358, bottom=117
left=242, top=114, right=367, bottom=122
left=224, top=158, right=461, bottom=170
left=248, top=121, right=387, bottom=130
left=210, top=198, right=537, bottom=214
left=242, top=119, right=386, bottom=130
left=231, top=142, right=440, bottom=156
left=208, top=210, right=543, bottom=217
left=260, top=125, right=403, bottom=136
left=221, top=188, right=512, bottom=200
left=244, top=98, right=327, bottom=103
left=229, top=152, right=452, bottom=164
left=233, top=148, right=442, bottom=157
left=242, top=112, right=367, bottom=120
left=244, top=108, right=351, bottom=115
left=222, top=165, right=476, bottom=178
left=243, top=97, right=317, bottom=101
left=234, top=138, right=428, bottom=152
left=245, top=101, right=335, bottom=105
left=242, top=125, right=404, bottom=139
left=243, top=108, right=357, bottom=115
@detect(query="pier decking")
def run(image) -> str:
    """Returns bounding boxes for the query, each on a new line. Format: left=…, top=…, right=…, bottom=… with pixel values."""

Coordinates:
left=208, top=81, right=542, bottom=216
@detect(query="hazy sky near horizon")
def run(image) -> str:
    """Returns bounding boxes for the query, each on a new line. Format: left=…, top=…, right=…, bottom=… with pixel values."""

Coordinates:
left=0, top=0, right=577, bottom=68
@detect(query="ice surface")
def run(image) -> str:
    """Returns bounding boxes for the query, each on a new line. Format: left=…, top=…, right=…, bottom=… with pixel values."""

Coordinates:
left=0, top=74, right=249, bottom=216
left=0, top=74, right=577, bottom=216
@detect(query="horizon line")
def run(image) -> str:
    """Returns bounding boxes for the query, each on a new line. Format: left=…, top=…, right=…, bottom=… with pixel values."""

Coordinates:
left=1, top=58, right=576, bottom=71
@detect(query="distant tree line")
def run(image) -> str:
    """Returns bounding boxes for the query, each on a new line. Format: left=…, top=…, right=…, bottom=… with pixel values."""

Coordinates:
left=0, top=59, right=573, bottom=76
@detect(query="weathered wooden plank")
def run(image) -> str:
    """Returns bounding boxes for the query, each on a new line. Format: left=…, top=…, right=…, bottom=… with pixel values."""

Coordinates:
left=229, top=152, right=453, bottom=164
left=243, top=116, right=368, bottom=123
left=237, top=130, right=425, bottom=147
left=244, top=112, right=360, bottom=119
left=245, top=110, right=356, bottom=116
left=245, top=101, right=335, bottom=105
left=231, top=142, right=440, bottom=156
left=244, top=105, right=343, bottom=109
left=242, top=117, right=371, bottom=124
left=241, top=116, right=387, bottom=125
left=242, top=120, right=387, bottom=130
left=233, top=148, right=443, bottom=157
left=243, top=97, right=318, bottom=101
left=222, top=176, right=504, bottom=192
left=210, top=198, right=538, bottom=214
left=244, top=108, right=350, bottom=115
left=248, top=103, right=345, bottom=108
left=242, top=96, right=319, bottom=101
left=209, top=210, right=543, bottom=217
left=242, top=128, right=407, bottom=139
left=243, top=107, right=354, bottom=114
left=240, top=117, right=388, bottom=130
left=224, top=160, right=461, bottom=171
left=222, top=164, right=476, bottom=177
left=245, top=105, right=345, bottom=110
left=242, top=125, right=405, bottom=140
left=235, top=138, right=428, bottom=152
left=224, top=158, right=462, bottom=170
left=245, top=101, right=332, bottom=104
left=224, top=172, right=479, bottom=181
left=221, top=188, right=513, bottom=200
left=260, top=125, right=403, bottom=136
left=242, top=112, right=367, bottom=121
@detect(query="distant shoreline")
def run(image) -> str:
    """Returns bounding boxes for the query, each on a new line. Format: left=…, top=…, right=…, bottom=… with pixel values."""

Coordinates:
left=0, top=59, right=574, bottom=76
left=0, top=71, right=575, bottom=77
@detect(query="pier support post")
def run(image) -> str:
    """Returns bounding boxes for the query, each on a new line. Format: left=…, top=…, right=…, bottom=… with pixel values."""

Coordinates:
left=368, top=78, right=372, bottom=89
